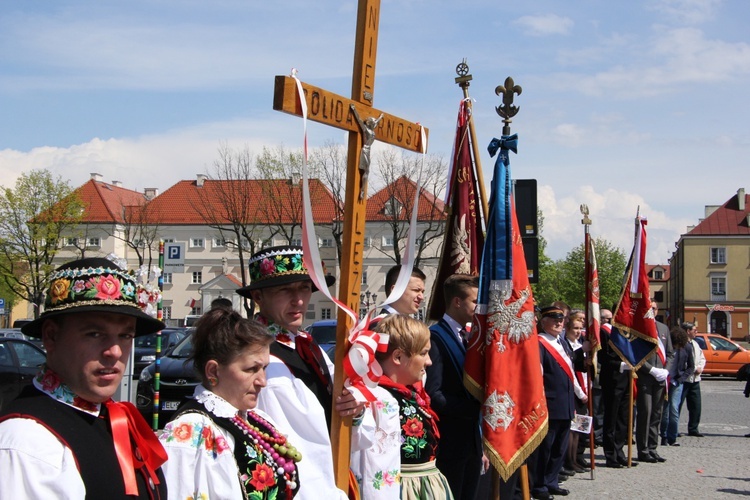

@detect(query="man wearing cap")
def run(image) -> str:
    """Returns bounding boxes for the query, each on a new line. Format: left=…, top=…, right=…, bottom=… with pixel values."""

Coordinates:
left=238, top=246, right=367, bottom=500
left=0, top=257, right=168, bottom=498
left=531, top=306, right=584, bottom=500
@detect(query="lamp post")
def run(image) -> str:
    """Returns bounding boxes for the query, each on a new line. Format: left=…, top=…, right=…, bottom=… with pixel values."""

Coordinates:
left=359, top=291, right=378, bottom=319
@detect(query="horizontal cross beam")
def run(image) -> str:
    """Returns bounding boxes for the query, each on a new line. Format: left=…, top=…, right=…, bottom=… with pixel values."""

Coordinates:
left=273, top=75, right=428, bottom=153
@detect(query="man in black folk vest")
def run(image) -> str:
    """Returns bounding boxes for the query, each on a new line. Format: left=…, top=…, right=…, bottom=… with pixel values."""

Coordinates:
left=0, top=257, right=168, bottom=498
left=240, top=245, right=366, bottom=500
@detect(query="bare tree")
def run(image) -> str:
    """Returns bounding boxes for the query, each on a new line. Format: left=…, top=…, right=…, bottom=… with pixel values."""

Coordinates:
left=196, top=143, right=265, bottom=316
left=255, top=145, right=305, bottom=244
left=371, top=149, right=448, bottom=267
left=0, top=170, right=84, bottom=317
left=309, top=141, right=347, bottom=261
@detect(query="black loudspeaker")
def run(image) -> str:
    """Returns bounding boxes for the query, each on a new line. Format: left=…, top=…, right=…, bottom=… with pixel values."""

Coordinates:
left=514, top=179, right=539, bottom=283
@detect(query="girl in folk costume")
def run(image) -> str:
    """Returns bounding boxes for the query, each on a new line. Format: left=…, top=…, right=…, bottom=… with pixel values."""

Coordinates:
left=352, top=314, right=454, bottom=499
left=159, top=308, right=301, bottom=499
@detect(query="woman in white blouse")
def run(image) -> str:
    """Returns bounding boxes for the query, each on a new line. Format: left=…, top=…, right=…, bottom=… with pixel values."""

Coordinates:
left=159, top=307, right=301, bottom=499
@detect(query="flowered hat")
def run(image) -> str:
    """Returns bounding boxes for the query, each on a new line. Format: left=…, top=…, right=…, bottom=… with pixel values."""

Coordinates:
left=236, top=245, right=335, bottom=296
left=21, top=257, right=166, bottom=338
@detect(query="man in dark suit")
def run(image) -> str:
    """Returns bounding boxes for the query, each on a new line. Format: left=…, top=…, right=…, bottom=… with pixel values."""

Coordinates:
left=425, top=274, right=484, bottom=500
left=635, top=302, right=672, bottom=463
left=599, top=309, right=637, bottom=468
left=531, top=306, right=583, bottom=499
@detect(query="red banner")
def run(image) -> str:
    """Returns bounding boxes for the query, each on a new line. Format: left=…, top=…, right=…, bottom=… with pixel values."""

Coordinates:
left=427, top=100, right=484, bottom=320
left=464, top=199, right=547, bottom=481
left=586, top=234, right=601, bottom=365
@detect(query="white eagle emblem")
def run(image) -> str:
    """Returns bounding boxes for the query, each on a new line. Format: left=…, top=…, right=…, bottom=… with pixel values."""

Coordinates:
left=450, top=214, right=471, bottom=274
left=483, top=390, right=515, bottom=431
left=484, top=282, right=535, bottom=352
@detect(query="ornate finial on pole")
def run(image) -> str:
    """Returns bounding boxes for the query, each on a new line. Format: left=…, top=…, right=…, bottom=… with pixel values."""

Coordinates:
left=455, top=58, right=472, bottom=88
left=495, top=76, right=522, bottom=136
left=580, top=204, right=592, bottom=226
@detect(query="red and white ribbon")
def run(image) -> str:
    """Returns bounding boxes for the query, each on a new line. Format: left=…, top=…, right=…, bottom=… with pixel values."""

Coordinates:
left=291, top=70, right=427, bottom=402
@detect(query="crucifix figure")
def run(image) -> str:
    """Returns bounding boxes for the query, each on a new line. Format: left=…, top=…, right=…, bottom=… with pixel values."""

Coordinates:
left=350, top=104, right=383, bottom=200
left=273, top=0, right=428, bottom=490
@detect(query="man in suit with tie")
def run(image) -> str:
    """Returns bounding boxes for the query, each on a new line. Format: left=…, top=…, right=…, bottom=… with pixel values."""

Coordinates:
left=532, top=305, right=584, bottom=499
left=635, top=302, right=672, bottom=463
left=425, top=274, right=484, bottom=500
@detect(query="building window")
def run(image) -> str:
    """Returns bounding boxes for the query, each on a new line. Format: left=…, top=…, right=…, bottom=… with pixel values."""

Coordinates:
left=213, top=237, right=227, bottom=248
left=320, top=238, right=333, bottom=247
left=190, top=306, right=202, bottom=316
left=710, top=247, right=726, bottom=264
left=291, top=238, right=302, bottom=247
left=653, top=270, right=663, bottom=280
left=163, top=272, right=172, bottom=285
left=321, top=308, right=333, bottom=320
left=382, top=236, right=394, bottom=248
left=190, top=238, right=205, bottom=248
left=87, top=237, right=100, bottom=247
left=192, top=271, right=202, bottom=284
left=384, top=198, right=402, bottom=216
left=363, top=236, right=372, bottom=248
left=134, top=239, right=146, bottom=248
left=163, top=238, right=175, bottom=243
left=162, top=306, right=172, bottom=320
left=65, top=237, right=78, bottom=246
left=711, top=276, right=726, bottom=297
left=653, top=291, right=664, bottom=302
left=362, top=271, right=368, bottom=285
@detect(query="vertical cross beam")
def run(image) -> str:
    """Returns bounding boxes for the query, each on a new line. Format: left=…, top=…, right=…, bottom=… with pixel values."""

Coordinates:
left=272, top=0, right=428, bottom=491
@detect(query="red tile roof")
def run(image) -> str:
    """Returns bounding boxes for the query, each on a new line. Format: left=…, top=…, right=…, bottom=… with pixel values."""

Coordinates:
left=366, top=176, right=446, bottom=221
left=687, top=190, right=750, bottom=236
left=74, top=179, right=147, bottom=223
left=144, top=179, right=340, bottom=225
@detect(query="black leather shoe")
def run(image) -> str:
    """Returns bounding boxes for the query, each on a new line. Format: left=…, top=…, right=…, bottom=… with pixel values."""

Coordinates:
left=577, top=458, right=590, bottom=468
left=559, top=468, right=575, bottom=476
left=531, top=492, right=553, bottom=500
left=688, top=432, right=705, bottom=437
left=604, top=461, right=624, bottom=468
left=618, top=457, right=638, bottom=467
left=660, top=437, right=668, bottom=446
left=549, top=487, right=570, bottom=496
left=668, top=441, right=680, bottom=446
left=638, top=454, right=657, bottom=463
left=652, top=452, right=667, bottom=463
left=558, top=474, right=568, bottom=483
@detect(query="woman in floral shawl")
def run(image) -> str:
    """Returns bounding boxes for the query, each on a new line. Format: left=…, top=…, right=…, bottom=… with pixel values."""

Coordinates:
left=363, top=314, right=454, bottom=499
left=159, top=308, right=301, bottom=499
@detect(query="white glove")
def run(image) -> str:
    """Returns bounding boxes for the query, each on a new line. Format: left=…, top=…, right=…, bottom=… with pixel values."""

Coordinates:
left=619, top=362, right=632, bottom=373
left=649, top=367, right=669, bottom=382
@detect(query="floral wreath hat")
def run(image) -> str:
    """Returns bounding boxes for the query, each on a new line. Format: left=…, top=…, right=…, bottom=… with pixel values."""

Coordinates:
left=21, top=257, right=166, bottom=338
left=237, top=245, right=335, bottom=296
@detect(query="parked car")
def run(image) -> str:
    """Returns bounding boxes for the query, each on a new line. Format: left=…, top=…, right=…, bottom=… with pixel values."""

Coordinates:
left=133, top=328, right=188, bottom=375
left=0, top=328, right=45, bottom=352
left=136, top=330, right=199, bottom=427
left=694, top=333, right=750, bottom=379
left=0, top=338, right=46, bottom=411
left=306, top=319, right=337, bottom=358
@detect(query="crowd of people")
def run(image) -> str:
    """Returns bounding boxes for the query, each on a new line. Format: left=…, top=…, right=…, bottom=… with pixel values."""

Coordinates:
left=0, top=247, right=709, bottom=499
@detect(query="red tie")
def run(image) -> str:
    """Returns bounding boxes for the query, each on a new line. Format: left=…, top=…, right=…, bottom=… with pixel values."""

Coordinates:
left=105, top=400, right=168, bottom=495
left=295, top=333, right=333, bottom=395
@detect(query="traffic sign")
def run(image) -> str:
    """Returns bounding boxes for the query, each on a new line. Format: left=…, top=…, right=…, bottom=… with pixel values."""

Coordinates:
left=0, top=298, right=5, bottom=315
left=164, top=242, right=185, bottom=273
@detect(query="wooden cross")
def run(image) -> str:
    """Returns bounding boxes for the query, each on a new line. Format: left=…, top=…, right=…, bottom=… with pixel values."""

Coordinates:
left=273, top=0, right=428, bottom=490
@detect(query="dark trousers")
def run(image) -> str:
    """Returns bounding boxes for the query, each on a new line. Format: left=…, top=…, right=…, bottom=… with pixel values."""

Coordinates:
left=680, top=381, right=702, bottom=434
left=532, top=419, right=570, bottom=494
left=636, top=377, right=665, bottom=456
left=437, top=448, right=482, bottom=500
left=601, top=372, right=631, bottom=463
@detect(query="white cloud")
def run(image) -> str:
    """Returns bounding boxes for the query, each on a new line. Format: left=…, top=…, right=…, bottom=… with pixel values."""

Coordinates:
left=650, top=0, right=722, bottom=25
left=514, top=14, right=574, bottom=37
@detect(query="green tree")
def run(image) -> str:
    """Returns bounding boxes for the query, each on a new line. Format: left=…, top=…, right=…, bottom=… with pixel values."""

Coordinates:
left=0, top=170, right=83, bottom=317
left=556, top=237, right=627, bottom=310
left=532, top=209, right=560, bottom=307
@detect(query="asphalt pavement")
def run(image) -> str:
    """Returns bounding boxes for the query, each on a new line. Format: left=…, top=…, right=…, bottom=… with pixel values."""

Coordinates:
left=559, top=377, right=750, bottom=498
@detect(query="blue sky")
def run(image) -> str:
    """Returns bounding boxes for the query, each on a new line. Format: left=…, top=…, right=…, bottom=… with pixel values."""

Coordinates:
left=1, top=0, right=748, bottom=263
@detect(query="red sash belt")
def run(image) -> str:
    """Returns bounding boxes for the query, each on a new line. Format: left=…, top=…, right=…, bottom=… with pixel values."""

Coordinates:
left=539, top=337, right=575, bottom=384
